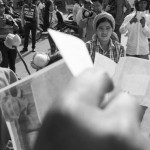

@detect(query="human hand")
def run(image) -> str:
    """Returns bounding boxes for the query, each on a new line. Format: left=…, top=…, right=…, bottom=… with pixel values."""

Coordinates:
left=130, top=15, right=138, bottom=24
left=140, top=17, right=146, bottom=28
left=34, top=69, right=150, bottom=150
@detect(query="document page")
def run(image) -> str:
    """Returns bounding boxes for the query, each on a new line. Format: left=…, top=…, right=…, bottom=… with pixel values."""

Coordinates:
left=94, top=52, right=116, bottom=77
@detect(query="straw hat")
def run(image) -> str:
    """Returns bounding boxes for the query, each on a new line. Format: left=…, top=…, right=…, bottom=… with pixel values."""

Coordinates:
left=93, top=12, right=115, bottom=31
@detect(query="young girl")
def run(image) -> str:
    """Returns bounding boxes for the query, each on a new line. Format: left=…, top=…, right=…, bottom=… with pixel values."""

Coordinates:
left=86, top=12, right=125, bottom=63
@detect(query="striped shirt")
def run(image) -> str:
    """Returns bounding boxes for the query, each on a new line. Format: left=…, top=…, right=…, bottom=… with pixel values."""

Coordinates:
left=86, top=34, right=125, bottom=63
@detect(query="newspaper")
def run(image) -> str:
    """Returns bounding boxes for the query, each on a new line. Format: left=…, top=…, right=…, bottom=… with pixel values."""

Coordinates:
left=94, top=53, right=150, bottom=106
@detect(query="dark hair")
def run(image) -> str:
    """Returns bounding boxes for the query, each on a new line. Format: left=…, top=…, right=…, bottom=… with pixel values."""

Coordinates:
left=91, top=0, right=102, bottom=4
left=134, top=0, right=149, bottom=11
left=96, top=17, right=113, bottom=30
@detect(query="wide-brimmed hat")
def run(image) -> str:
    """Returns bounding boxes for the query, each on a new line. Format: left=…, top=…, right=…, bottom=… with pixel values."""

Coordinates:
left=93, top=12, right=115, bottom=31
left=4, top=34, right=21, bottom=49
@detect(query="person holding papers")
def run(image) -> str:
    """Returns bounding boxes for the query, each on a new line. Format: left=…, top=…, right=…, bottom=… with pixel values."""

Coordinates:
left=86, top=12, right=125, bottom=63
left=119, top=0, right=150, bottom=60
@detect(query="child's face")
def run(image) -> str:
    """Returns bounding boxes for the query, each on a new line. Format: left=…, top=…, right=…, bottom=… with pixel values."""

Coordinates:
left=96, top=21, right=113, bottom=42
left=138, top=1, right=147, bottom=11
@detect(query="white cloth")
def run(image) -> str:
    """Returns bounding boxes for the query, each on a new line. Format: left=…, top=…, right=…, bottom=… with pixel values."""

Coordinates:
left=73, top=3, right=81, bottom=22
left=120, top=11, right=150, bottom=55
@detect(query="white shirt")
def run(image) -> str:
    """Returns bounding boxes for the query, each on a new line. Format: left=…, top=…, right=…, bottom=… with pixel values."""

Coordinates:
left=73, top=3, right=81, bottom=22
left=120, top=11, right=150, bottom=55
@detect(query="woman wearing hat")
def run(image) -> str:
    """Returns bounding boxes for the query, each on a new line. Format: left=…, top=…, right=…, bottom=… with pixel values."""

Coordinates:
left=120, top=0, right=150, bottom=60
left=86, top=12, right=125, bottom=63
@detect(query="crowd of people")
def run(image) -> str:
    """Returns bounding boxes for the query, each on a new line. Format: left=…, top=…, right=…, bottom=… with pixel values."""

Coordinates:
left=0, top=0, right=150, bottom=150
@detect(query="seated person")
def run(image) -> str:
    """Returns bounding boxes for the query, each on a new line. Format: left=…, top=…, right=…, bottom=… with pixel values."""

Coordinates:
left=86, top=12, right=125, bottom=63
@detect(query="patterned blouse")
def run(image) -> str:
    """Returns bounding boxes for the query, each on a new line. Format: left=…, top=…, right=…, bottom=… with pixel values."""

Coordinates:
left=86, top=34, right=125, bottom=63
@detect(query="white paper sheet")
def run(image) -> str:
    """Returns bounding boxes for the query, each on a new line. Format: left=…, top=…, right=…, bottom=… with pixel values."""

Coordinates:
left=120, top=74, right=150, bottom=96
left=48, top=29, right=93, bottom=76
left=94, top=52, right=116, bottom=77
left=114, top=57, right=150, bottom=105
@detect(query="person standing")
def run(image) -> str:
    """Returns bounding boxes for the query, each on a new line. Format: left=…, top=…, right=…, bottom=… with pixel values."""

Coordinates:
left=104, top=0, right=131, bottom=42
left=20, top=0, right=39, bottom=53
left=0, top=0, right=19, bottom=73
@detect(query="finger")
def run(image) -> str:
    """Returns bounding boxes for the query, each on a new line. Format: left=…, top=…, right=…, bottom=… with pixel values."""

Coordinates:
left=106, top=92, right=140, bottom=123
left=61, top=68, right=114, bottom=107
left=99, top=93, right=148, bottom=150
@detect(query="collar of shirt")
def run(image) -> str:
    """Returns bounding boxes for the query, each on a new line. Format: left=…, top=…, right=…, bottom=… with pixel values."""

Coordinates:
left=92, top=34, right=115, bottom=53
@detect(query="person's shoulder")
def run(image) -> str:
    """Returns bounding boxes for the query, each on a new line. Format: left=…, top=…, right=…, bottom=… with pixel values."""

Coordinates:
left=124, top=12, right=134, bottom=19
left=113, top=40, right=124, bottom=49
left=86, top=37, right=95, bottom=46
